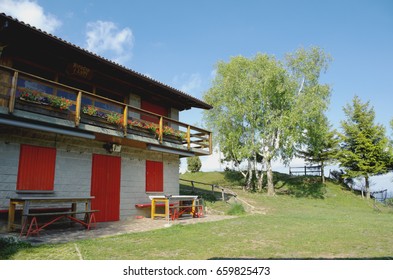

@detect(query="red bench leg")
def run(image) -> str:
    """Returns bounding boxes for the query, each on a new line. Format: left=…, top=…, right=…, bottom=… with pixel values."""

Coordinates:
left=25, top=217, right=39, bottom=238
left=86, top=212, right=96, bottom=230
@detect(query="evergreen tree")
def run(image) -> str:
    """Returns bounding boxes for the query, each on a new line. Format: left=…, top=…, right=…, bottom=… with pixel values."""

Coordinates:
left=296, top=115, right=339, bottom=183
left=337, top=96, right=392, bottom=198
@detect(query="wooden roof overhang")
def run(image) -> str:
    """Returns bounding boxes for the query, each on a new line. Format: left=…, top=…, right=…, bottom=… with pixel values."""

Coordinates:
left=0, top=13, right=212, bottom=111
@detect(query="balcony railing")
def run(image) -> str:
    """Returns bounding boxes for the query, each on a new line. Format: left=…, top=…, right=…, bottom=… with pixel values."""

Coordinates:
left=0, top=65, right=212, bottom=155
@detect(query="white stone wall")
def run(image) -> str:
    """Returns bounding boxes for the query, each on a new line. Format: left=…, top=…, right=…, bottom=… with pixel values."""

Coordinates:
left=54, top=148, right=92, bottom=198
left=0, top=129, right=180, bottom=220
left=0, top=142, right=19, bottom=209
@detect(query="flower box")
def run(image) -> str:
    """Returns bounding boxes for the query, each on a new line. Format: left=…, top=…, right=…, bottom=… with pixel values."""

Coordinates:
left=15, top=98, right=72, bottom=120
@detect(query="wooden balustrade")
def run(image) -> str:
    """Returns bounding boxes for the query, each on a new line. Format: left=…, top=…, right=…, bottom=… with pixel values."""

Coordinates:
left=0, top=65, right=212, bottom=155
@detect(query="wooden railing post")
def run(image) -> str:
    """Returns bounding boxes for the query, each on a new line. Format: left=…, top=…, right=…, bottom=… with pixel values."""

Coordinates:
left=75, top=91, right=82, bottom=126
left=159, top=116, right=163, bottom=143
left=123, top=105, right=128, bottom=136
left=187, top=125, right=191, bottom=150
left=8, top=71, right=18, bottom=113
left=209, top=132, right=213, bottom=154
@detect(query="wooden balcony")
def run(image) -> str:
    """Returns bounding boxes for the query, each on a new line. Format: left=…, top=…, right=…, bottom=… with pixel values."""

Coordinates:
left=0, top=65, right=212, bottom=156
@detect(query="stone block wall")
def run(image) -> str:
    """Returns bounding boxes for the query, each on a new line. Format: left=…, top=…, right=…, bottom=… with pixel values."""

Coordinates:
left=0, top=127, right=180, bottom=220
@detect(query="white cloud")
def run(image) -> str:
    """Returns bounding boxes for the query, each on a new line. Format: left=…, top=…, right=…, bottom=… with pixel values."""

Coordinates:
left=85, top=20, right=134, bottom=65
left=173, top=73, right=202, bottom=94
left=0, top=0, right=61, bottom=33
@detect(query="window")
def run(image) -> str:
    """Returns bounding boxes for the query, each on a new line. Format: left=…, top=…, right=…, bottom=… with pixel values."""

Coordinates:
left=145, top=160, right=163, bottom=192
left=17, top=145, right=56, bottom=191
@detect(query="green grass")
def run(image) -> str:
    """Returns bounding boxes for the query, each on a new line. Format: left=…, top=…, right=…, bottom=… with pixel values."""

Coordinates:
left=2, top=172, right=393, bottom=260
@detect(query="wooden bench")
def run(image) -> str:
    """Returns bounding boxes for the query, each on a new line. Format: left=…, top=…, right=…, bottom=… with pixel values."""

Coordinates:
left=21, top=209, right=99, bottom=237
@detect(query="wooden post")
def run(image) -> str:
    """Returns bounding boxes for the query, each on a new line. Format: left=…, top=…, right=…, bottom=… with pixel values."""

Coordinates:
left=123, top=105, right=128, bottom=136
left=187, top=126, right=191, bottom=150
left=75, top=91, right=82, bottom=126
left=221, top=188, right=225, bottom=201
left=159, top=116, right=163, bottom=143
left=8, top=71, right=18, bottom=113
left=304, top=166, right=307, bottom=176
left=209, top=132, right=213, bottom=154
left=191, top=181, right=195, bottom=193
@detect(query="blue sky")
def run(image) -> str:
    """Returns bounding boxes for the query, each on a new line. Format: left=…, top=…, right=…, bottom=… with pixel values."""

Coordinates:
left=1, top=0, right=393, bottom=174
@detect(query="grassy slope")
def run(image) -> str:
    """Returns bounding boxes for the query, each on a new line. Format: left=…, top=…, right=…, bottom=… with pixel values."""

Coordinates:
left=4, top=172, right=393, bottom=260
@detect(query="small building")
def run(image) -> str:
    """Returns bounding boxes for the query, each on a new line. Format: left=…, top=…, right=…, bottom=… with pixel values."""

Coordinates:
left=0, top=13, right=212, bottom=224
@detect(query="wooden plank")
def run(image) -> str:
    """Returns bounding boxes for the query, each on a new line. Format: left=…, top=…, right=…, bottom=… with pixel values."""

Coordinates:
left=23, top=210, right=99, bottom=217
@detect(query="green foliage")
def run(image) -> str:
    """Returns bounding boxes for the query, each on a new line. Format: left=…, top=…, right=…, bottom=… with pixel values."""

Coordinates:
left=286, top=177, right=327, bottom=198
left=337, top=96, right=393, bottom=196
left=226, top=203, right=246, bottom=215
left=47, top=95, right=73, bottom=110
left=187, top=156, right=202, bottom=173
left=296, top=115, right=339, bottom=182
left=0, top=236, right=31, bottom=260
left=106, top=112, right=122, bottom=125
left=203, top=47, right=332, bottom=194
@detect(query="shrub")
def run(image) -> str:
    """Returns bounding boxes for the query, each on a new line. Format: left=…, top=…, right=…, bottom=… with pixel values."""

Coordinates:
left=0, top=236, right=31, bottom=260
left=187, top=156, right=202, bottom=173
left=226, top=203, right=246, bottom=215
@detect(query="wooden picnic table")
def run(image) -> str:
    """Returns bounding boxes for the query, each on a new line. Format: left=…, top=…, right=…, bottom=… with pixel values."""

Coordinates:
left=148, top=195, right=204, bottom=220
left=8, top=196, right=97, bottom=236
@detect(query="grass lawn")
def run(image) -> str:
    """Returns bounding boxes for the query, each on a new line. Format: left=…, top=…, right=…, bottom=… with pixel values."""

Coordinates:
left=2, top=172, right=393, bottom=260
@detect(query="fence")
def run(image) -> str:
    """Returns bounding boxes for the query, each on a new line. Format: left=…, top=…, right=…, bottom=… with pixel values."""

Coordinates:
left=289, top=165, right=322, bottom=176
left=179, top=178, right=237, bottom=201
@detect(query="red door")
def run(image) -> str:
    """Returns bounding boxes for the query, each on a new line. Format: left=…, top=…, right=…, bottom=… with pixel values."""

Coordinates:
left=146, top=160, right=163, bottom=192
left=91, top=154, right=121, bottom=222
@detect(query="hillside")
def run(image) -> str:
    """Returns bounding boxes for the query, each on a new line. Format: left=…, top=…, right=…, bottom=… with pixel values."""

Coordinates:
left=180, top=171, right=393, bottom=211
left=3, top=171, right=392, bottom=260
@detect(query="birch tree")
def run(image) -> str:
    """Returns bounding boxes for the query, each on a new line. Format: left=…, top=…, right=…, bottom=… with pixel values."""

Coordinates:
left=204, top=47, right=332, bottom=195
